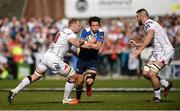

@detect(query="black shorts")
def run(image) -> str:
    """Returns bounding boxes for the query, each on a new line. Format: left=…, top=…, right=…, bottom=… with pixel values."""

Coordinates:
left=76, top=59, right=97, bottom=74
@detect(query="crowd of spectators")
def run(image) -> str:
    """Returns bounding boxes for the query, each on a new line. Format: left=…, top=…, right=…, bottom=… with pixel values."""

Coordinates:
left=99, top=14, right=180, bottom=77
left=0, top=14, right=179, bottom=79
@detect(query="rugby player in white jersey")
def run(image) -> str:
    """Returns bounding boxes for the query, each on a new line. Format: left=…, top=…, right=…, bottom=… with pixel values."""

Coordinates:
left=129, top=8, right=174, bottom=103
left=8, top=18, right=89, bottom=103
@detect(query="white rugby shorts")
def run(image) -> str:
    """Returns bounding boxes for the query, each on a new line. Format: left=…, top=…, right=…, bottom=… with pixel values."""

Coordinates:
left=36, top=53, right=69, bottom=76
left=149, top=49, right=174, bottom=65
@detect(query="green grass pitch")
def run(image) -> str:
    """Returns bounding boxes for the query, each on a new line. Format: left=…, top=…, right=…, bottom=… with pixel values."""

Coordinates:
left=0, top=79, right=180, bottom=110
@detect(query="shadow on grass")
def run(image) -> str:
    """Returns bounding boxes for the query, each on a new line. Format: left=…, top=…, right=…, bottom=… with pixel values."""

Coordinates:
left=20, top=100, right=104, bottom=105
left=144, top=99, right=172, bottom=103
left=80, top=100, right=104, bottom=104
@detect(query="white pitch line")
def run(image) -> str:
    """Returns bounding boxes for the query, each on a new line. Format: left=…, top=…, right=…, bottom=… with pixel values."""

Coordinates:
left=1, top=88, right=180, bottom=92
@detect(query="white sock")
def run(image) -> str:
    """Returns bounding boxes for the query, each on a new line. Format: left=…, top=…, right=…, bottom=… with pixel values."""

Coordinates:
left=160, top=79, right=169, bottom=87
left=63, top=81, right=74, bottom=100
left=13, top=77, right=31, bottom=94
left=154, top=89, right=161, bottom=99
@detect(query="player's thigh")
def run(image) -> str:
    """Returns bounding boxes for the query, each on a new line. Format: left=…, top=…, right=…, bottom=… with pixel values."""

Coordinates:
left=57, top=63, right=75, bottom=78
left=142, top=61, right=153, bottom=77
left=149, top=60, right=165, bottom=77
left=76, top=59, right=87, bottom=74
left=46, top=59, right=75, bottom=78
left=31, top=58, right=48, bottom=81
left=85, top=60, right=97, bottom=78
left=87, top=60, right=97, bottom=72
left=36, top=58, right=48, bottom=76
left=151, top=51, right=173, bottom=66
left=162, top=50, right=174, bottom=65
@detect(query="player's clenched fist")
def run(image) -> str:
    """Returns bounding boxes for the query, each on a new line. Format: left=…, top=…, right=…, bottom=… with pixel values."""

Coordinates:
left=78, top=39, right=85, bottom=46
left=128, top=40, right=137, bottom=47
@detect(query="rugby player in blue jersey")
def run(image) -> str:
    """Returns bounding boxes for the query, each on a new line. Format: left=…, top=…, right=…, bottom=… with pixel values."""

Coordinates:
left=63, top=16, right=104, bottom=104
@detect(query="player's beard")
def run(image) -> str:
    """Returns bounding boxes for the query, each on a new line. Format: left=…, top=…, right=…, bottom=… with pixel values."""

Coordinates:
left=75, top=29, right=79, bottom=33
left=138, top=21, right=143, bottom=26
left=138, top=18, right=143, bottom=26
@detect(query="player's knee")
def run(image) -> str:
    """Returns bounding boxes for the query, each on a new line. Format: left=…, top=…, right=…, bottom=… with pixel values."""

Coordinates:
left=67, top=73, right=76, bottom=82
left=75, top=73, right=84, bottom=86
left=142, top=71, right=149, bottom=79
left=67, top=78, right=75, bottom=83
left=76, top=84, right=83, bottom=90
left=63, top=65, right=75, bottom=78
left=86, top=73, right=96, bottom=80
left=85, top=70, right=96, bottom=80
left=77, top=79, right=84, bottom=86
left=142, top=63, right=151, bottom=79
left=77, top=81, right=84, bottom=88
left=31, top=70, right=43, bottom=81
left=149, top=72, right=157, bottom=80
left=86, top=73, right=96, bottom=85
left=34, top=70, right=43, bottom=77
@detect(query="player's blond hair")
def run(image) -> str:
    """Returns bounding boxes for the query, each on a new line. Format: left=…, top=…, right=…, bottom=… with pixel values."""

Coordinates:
left=68, top=18, right=80, bottom=27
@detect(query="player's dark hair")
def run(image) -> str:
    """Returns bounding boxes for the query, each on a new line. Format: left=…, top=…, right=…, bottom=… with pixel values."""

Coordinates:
left=68, top=18, right=80, bottom=26
left=88, top=16, right=101, bottom=26
left=136, top=8, right=149, bottom=17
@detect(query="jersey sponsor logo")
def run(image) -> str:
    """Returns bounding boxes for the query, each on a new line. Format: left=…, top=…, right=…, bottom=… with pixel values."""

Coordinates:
left=86, top=35, right=94, bottom=41
left=53, top=63, right=61, bottom=70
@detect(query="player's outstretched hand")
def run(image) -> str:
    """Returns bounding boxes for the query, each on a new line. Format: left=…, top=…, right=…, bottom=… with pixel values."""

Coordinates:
left=128, top=40, right=137, bottom=47
left=79, top=39, right=85, bottom=46
left=81, top=41, right=92, bottom=49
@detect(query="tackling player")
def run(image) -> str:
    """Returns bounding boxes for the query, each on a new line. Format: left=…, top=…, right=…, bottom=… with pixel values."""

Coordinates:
left=63, top=16, right=104, bottom=104
left=129, top=8, right=174, bottom=103
left=8, top=18, right=88, bottom=103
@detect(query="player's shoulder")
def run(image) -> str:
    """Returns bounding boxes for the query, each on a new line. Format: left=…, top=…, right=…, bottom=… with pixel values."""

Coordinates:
left=83, top=27, right=91, bottom=32
left=145, top=19, right=155, bottom=26
left=144, top=19, right=156, bottom=31
left=62, top=28, right=74, bottom=35
left=83, top=27, right=104, bottom=33
left=98, top=28, right=104, bottom=33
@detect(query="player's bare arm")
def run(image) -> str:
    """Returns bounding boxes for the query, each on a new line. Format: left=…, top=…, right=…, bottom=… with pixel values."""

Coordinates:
left=139, top=29, right=154, bottom=51
left=80, top=41, right=92, bottom=49
left=133, top=29, right=154, bottom=57
left=80, top=41, right=102, bottom=50
left=68, top=38, right=85, bottom=47
left=90, top=41, right=102, bottom=50
left=129, top=40, right=142, bottom=47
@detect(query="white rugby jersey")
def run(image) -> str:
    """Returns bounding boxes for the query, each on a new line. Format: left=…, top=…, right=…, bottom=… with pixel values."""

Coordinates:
left=144, top=19, right=174, bottom=54
left=45, top=28, right=76, bottom=60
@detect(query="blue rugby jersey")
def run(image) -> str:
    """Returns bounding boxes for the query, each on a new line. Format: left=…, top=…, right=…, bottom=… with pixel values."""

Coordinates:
left=78, top=27, right=104, bottom=61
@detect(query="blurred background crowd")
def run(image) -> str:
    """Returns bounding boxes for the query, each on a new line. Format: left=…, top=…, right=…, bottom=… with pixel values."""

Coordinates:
left=0, top=14, right=179, bottom=80
left=0, top=0, right=180, bottom=80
